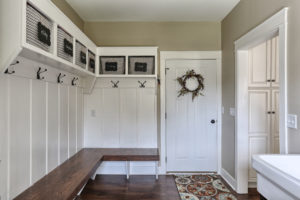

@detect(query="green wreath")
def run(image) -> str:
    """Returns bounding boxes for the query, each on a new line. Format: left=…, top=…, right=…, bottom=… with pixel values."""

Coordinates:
left=177, top=70, right=205, bottom=101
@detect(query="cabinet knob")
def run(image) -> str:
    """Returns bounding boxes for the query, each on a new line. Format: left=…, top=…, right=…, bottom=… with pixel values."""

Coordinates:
left=210, top=119, right=216, bottom=124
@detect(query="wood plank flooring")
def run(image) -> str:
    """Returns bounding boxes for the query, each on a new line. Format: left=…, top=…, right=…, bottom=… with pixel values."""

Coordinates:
left=79, top=175, right=260, bottom=200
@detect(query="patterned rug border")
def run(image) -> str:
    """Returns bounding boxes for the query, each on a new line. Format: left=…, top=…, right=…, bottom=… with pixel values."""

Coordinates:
left=174, top=174, right=237, bottom=200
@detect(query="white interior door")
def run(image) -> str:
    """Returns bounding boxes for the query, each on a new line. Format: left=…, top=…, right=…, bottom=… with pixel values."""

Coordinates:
left=166, top=59, right=218, bottom=172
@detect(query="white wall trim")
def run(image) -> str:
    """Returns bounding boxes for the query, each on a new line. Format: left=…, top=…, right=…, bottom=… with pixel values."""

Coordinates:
left=159, top=51, right=222, bottom=174
left=220, top=168, right=237, bottom=191
left=234, top=8, right=288, bottom=193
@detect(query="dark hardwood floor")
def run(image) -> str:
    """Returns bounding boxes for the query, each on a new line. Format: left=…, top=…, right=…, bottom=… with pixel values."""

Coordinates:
left=79, top=175, right=260, bottom=200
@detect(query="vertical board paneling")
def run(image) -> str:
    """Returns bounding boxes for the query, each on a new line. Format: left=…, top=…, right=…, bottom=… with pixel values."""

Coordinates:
left=59, top=85, right=69, bottom=163
left=137, top=88, right=157, bottom=147
left=69, top=86, right=77, bottom=156
left=31, top=80, right=46, bottom=184
left=102, top=88, right=120, bottom=147
left=77, top=88, right=83, bottom=150
left=47, top=83, right=59, bottom=172
left=9, top=76, right=31, bottom=199
left=120, top=89, right=137, bottom=147
left=0, top=75, right=8, bottom=200
left=84, top=89, right=102, bottom=147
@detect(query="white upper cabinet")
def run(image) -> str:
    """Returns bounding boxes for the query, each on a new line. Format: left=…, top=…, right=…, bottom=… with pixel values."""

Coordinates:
left=248, top=36, right=279, bottom=88
left=0, top=0, right=97, bottom=77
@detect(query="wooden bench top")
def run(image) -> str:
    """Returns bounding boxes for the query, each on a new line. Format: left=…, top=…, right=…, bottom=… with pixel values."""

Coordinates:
left=14, top=148, right=159, bottom=200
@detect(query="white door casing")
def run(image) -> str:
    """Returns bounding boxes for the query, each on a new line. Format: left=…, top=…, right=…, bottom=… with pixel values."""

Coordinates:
left=159, top=51, right=222, bottom=175
left=235, top=8, right=288, bottom=193
left=166, top=59, right=218, bottom=172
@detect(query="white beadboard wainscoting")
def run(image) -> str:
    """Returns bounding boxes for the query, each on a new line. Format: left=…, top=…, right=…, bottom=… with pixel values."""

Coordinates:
left=84, top=78, right=158, bottom=174
left=0, top=57, right=84, bottom=200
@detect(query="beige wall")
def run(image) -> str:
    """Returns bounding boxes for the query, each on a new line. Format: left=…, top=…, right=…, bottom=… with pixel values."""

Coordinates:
left=222, top=0, right=300, bottom=178
left=51, top=0, right=84, bottom=31
left=84, top=22, right=221, bottom=51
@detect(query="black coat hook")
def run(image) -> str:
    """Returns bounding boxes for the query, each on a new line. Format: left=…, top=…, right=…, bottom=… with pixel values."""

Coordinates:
left=10, top=60, right=19, bottom=66
left=111, top=80, right=119, bottom=88
left=57, top=73, right=66, bottom=84
left=4, top=68, right=15, bottom=74
left=4, top=60, right=19, bottom=74
left=138, top=80, right=147, bottom=88
left=37, top=67, right=47, bottom=80
left=72, top=77, right=79, bottom=86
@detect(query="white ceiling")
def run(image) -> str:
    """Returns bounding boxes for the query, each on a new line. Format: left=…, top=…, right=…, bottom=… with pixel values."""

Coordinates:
left=66, top=0, right=240, bottom=22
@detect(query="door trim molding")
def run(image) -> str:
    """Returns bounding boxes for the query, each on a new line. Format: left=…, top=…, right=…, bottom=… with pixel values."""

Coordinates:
left=159, top=51, right=222, bottom=174
left=234, top=8, right=288, bottom=193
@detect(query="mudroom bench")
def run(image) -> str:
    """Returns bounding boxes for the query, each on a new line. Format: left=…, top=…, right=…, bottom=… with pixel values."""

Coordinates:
left=14, top=148, right=159, bottom=200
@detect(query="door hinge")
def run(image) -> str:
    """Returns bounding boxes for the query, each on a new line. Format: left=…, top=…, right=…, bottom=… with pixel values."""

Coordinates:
left=165, top=157, right=167, bottom=163
left=165, top=113, right=167, bottom=119
left=165, top=68, right=170, bottom=74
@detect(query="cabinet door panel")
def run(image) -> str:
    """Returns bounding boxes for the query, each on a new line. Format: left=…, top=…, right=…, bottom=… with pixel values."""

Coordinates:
left=248, top=90, right=271, bottom=135
left=120, top=88, right=137, bottom=147
left=271, top=90, right=279, bottom=153
left=249, top=136, right=268, bottom=181
left=271, top=36, right=280, bottom=87
left=9, top=76, right=31, bottom=199
left=31, top=80, right=46, bottom=184
left=248, top=41, right=271, bottom=87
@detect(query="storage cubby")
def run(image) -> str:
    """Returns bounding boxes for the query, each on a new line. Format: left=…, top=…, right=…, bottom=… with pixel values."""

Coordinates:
left=57, top=26, right=74, bottom=63
left=88, top=50, right=96, bottom=73
left=75, top=40, right=87, bottom=69
left=98, top=47, right=158, bottom=78
left=26, top=3, right=53, bottom=53
left=100, top=56, right=126, bottom=75
left=128, top=56, right=155, bottom=75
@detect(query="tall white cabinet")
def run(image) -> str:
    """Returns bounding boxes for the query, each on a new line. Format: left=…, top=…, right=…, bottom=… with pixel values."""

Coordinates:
left=248, top=36, right=279, bottom=184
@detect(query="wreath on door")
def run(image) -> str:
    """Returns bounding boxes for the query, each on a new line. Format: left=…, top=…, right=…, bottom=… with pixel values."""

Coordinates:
left=177, top=70, right=205, bottom=101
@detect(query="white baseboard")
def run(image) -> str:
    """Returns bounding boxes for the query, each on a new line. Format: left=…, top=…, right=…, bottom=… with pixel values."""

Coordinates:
left=96, top=161, right=157, bottom=175
left=220, top=168, right=237, bottom=191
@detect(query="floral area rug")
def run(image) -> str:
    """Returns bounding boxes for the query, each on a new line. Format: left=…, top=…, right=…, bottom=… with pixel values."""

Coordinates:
left=174, top=174, right=237, bottom=200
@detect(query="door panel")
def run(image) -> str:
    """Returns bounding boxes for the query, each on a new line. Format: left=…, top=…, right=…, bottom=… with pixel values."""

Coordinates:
left=166, top=60, right=218, bottom=172
left=248, top=90, right=271, bottom=135
left=248, top=136, right=268, bottom=181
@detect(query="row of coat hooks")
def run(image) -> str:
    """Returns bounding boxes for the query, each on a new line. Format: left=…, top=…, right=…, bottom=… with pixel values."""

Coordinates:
left=110, top=80, right=147, bottom=88
left=5, top=60, right=79, bottom=86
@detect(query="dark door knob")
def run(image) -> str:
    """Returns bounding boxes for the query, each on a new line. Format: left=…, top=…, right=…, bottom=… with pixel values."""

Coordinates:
left=211, top=119, right=216, bottom=124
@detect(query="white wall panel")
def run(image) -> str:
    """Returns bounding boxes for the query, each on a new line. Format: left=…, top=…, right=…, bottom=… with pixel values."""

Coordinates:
left=101, top=88, right=119, bottom=147
left=1, top=57, right=84, bottom=199
left=0, top=75, right=8, bottom=200
left=120, top=89, right=137, bottom=147
left=77, top=88, right=83, bottom=151
left=31, top=80, right=46, bottom=184
left=59, top=85, right=69, bottom=163
left=9, top=76, right=31, bottom=199
left=47, top=83, right=59, bottom=172
left=84, top=89, right=102, bottom=147
left=137, top=88, right=157, bottom=147
left=69, top=86, right=77, bottom=157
